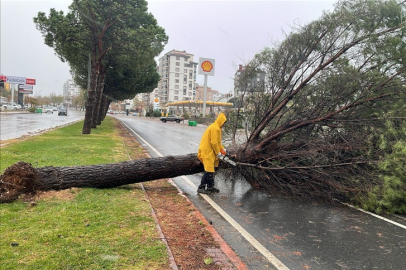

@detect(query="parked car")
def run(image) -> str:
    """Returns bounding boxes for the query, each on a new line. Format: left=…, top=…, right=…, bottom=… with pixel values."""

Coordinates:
left=2, top=103, right=21, bottom=110
left=58, top=107, right=67, bottom=116
left=160, top=115, right=184, bottom=123
left=45, top=106, right=54, bottom=113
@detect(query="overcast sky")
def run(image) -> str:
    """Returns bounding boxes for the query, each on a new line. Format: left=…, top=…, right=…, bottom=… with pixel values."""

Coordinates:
left=1, top=0, right=336, bottom=96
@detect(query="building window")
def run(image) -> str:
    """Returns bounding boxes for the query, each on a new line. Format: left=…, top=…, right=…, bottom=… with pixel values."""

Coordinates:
left=176, top=56, right=180, bottom=60
left=174, top=96, right=179, bottom=100
left=175, top=68, right=180, bottom=72
left=175, top=73, right=179, bottom=77
left=175, top=85, right=179, bottom=89
left=176, top=62, right=180, bottom=66
left=175, top=90, right=179, bottom=94
left=183, top=86, right=187, bottom=95
left=184, top=69, right=187, bottom=73
left=188, top=92, right=192, bottom=96
left=175, top=79, right=179, bottom=83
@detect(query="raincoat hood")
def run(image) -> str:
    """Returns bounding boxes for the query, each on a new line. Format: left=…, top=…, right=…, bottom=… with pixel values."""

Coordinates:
left=215, top=113, right=227, bottom=127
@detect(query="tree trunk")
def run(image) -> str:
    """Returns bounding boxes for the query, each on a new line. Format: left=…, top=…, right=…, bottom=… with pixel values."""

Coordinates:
left=0, top=154, right=204, bottom=202
left=82, top=89, right=95, bottom=134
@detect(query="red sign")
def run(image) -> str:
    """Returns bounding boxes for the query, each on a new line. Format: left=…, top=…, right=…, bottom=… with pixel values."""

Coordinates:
left=0, top=75, right=6, bottom=81
left=26, top=78, right=36, bottom=85
left=19, top=89, right=33, bottom=94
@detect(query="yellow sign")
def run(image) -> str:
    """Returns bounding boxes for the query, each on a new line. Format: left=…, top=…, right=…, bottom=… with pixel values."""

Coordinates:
left=201, top=61, right=213, bottom=72
left=154, top=98, right=159, bottom=102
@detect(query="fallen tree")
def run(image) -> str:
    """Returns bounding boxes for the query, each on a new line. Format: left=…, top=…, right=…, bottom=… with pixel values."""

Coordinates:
left=2, top=0, right=406, bottom=212
left=0, top=154, right=204, bottom=203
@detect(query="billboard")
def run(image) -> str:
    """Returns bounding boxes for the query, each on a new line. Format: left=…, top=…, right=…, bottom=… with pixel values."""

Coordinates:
left=0, top=76, right=36, bottom=85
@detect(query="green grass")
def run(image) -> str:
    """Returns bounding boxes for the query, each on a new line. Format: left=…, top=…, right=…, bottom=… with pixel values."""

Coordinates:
left=0, top=117, right=168, bottom=269
left=1, top=117, right=130, bottom=169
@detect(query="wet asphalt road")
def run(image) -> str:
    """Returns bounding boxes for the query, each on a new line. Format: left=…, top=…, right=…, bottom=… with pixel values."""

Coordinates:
left=0, top=109, right=85, bottom=141
left=116, top=115, right=406, bottom=270
left=1, top=113, right=405, bottom=269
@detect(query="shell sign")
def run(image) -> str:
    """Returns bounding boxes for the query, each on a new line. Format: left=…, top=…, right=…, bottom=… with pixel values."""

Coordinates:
left=198, top=57, right=215, bottom=76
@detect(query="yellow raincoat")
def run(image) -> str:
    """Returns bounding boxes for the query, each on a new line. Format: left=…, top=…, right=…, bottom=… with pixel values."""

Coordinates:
left=197, top=113, right=227, bottom=172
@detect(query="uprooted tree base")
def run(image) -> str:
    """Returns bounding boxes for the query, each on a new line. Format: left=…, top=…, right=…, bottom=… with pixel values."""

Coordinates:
left=0, top=161, right=41, bottom=203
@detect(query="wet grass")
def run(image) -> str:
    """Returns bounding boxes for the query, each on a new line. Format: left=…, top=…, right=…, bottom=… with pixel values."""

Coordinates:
left=0, top=117, right=130, bottom=170
left=0, top=117, right=168, bottom=269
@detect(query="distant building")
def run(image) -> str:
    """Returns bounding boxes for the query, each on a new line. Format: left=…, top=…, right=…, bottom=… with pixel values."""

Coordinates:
left=234, top=64, right=265, bottom=97
left=195, top=84, right=219, bottom=102
left=63, top=79, right=81, bottom=104
left=155, top=49, right=198, bottom=107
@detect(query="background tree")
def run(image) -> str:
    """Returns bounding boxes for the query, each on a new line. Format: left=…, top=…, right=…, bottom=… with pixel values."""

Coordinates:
left=34, top=0, right=168, bottom=134
left=49, top=93, right=64, bottom=105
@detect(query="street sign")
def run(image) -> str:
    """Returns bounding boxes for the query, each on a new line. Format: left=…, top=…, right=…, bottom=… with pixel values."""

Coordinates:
left=198, top=58, right=215, bottom=76
left=6, top=76, right=26, bottom=84
left=19, top=89, right=33, bottom=94
left=26, top=78, right=36, bottom=85
left=18, top=84, right=33, bottom=90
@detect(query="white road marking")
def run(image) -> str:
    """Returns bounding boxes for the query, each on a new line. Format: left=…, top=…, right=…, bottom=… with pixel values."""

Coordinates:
left=181, top=176, right=289, bottom=270
left=341, top=203, right=406, bottom=230
left=122, top=121, right=289, bottom=269
left=188, top=141, right=199, bottom=145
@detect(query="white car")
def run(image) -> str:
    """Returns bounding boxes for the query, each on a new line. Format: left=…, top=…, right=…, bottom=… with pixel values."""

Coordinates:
left=45, top=107, right=54, bottom=113
left=2, top=104, right=21, bottom=110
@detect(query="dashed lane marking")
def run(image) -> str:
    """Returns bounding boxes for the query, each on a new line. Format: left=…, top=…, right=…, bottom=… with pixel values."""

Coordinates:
left=341, top=202, right=406, bottom=230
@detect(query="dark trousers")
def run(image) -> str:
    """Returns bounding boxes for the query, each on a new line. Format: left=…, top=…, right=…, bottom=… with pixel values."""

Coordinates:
left=198, top=171, right=214, bottom=189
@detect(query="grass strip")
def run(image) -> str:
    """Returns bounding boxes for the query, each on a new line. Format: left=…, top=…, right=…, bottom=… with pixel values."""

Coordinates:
left=0, top=117, right=168, bottom=269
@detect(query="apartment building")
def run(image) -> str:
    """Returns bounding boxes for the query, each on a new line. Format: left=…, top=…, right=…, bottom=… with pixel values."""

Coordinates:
left=63, top=79, right=81, bottom=103
left=156, top=50, right=198, bottom=106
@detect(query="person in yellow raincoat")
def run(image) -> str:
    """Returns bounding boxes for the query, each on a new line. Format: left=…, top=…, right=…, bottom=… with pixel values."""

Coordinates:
left=197, top=112, right=227, bottom=194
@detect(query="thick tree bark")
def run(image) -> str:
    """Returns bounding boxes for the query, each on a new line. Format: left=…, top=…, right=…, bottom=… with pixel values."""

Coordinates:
left=0, top=154, right=203, bottom=202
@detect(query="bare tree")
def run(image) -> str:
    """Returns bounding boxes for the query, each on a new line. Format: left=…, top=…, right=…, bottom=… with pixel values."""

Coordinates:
left=2, top=0, right=405, bottom=206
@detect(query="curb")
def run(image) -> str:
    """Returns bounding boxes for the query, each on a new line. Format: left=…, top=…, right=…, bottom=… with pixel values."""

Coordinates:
left=167, top=179, right=249, bottom=270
